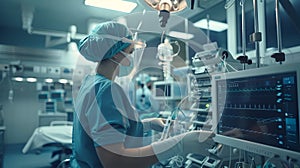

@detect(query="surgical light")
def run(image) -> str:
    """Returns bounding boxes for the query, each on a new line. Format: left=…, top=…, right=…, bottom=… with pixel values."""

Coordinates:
left=45, top=78, right=53, bottom=83
left=26, top=77, right=37, bottom=82
left=143, top=0, right=187, bottom=13
left=58, top=79, right=68, bottom=84
left=13, top=77, right=24, bottom=82
left=84, top=0, right=137, bottom=13
left=143, top=0, right=188, bottom=27
left=193, top=19, right=228, bottom=32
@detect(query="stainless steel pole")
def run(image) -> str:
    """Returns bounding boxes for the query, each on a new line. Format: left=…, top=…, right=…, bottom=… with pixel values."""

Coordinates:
left=253, top=0, right=260, bottom=68
left=275, top=0, right=282, bottom=53
left=241, top=0, right=246, bottom=70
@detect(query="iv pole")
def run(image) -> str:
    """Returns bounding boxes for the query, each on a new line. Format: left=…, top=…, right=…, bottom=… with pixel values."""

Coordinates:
left=251, top=0, right=262, bottom=68
left=271, top=0, right=285, bottom=64
left=237, top=0, right=252, bottom=70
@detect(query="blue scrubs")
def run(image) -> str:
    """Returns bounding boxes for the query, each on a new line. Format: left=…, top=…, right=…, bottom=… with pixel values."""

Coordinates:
left=71, top=74, right=144, bottom=168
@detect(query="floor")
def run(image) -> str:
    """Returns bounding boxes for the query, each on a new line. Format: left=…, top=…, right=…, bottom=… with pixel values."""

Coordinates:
left=3, top=144, right=61, bottom=168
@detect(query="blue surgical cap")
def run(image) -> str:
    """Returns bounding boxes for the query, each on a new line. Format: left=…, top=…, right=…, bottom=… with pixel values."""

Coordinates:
left=137, top=73, right=151, bottom=85
left=79, top=21, right=132, bottom=62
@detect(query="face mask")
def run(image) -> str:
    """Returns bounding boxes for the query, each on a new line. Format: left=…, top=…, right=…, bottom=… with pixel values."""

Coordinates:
left=119, top=51, right=134, bottom=77
left=110, top=51, right=134, bottom=77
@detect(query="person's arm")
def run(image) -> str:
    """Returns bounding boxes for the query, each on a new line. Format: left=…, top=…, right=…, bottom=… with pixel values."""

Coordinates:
left=142, top=118, right=165, bottom=132
left=96, top=143, right=158, bottom=168
left=95, top=130, right=215, bottom=168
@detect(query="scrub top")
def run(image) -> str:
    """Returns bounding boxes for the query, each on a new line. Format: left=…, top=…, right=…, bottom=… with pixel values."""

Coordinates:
left=71, top=74, right=144, bottom=168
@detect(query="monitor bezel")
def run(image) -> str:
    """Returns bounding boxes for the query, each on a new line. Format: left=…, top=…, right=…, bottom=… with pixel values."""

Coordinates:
left=152, top=81, right=181, bottom=100
left=211, top=63, right=300, bottom=162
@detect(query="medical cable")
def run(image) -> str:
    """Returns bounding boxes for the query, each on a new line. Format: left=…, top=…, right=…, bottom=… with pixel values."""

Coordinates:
left=159, top=111, right=174, bottom=140
left=159, top=106, right=185, bottom=140
left=169, top=155, right=184, bottom=168
left=228, top=146, right=232, bottom=168
left=281, top=161, right=289, bottom=168
left=249, top=155, right=256, bottom=168
left=161, top=31, right=166, bottom=43
left=262, top=155, right=278, bottom=168
left=159, top=96, right=189, bottom=141
left=219, top=57, right=238, bottom=72
left=287, top=157, right=294, bottom=168
left=234, top=149, right=243, bottom=168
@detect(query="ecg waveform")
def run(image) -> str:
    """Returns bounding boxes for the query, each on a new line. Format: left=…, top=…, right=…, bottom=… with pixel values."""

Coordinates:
left=219, top=126, right=278, bottom=137
left=221, top=115, right=282, bottom=123
left=227, top=87, right=277, bottom=92
left=222, top=104, right=278, bottom=111
left=216, top=70, right=300, bottom=153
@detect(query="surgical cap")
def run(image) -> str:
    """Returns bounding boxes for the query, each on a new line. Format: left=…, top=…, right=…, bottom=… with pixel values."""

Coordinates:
left=79, top=21, right=132, bottom=62
left=137, top=73, right=151, bottom=85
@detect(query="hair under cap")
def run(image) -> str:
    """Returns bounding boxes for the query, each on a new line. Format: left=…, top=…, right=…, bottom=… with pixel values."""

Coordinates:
left=78, top=21, right=132, bottom=62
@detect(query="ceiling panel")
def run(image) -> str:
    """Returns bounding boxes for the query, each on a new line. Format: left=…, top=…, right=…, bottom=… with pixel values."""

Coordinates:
left=0, top=0, right=226, bottom=51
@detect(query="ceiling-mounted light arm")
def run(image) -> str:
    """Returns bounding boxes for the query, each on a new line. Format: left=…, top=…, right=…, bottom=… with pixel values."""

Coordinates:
left=21, top=3, right=34, bottom=34
left=21, top=3, right=87, bottom=48
left=45, top=35, right=70, bottom=48
left=44, top=25, right=80, bottom=48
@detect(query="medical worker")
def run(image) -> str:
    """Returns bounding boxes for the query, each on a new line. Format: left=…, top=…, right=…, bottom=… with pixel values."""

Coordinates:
left=71, top=21, right=214, bottom=168
left=135, top=73, right=160, bottom=119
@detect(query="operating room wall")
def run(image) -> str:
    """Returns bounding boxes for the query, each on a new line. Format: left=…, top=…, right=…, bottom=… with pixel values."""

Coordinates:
left=0, top=44, right=80, bottom=145
left=0, top=76, right=40, bottom=144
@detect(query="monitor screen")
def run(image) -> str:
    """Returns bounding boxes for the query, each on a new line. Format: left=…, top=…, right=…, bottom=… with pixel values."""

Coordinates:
left=155, top=84, right=171, bottom=97
left=46, top=101, right=55, bottom=106
left=50, top=90, right=65, bottom=100
left=42, top=85, right=49, bottom=91
left=64, top=99, right=73, bottom=105
left=153, top=81, right=185, bottom=100
left=38, top=92, right=48, bottom=100
left=212, top=63, right=300, bottom=162
left=45, top=100, right=56, bottom=112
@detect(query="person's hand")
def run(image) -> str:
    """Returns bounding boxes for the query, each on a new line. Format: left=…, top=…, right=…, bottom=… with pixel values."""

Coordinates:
left=142, top=118, right=165, bottom=132
left=222, top=128, right=243, bottom=138
left=180, top=130, right=215, bottom=156
left=151, top=130, right=215, bottom=163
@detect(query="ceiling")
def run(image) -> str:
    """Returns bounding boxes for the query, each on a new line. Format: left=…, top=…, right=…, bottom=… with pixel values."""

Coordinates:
left=0, top=0, right=229, bottom=83
left=0, top=0, right=226, bottom=50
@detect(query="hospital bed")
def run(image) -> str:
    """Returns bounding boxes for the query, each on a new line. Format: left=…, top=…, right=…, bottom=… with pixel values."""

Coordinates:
left=22, top=121, right=73, bottom=167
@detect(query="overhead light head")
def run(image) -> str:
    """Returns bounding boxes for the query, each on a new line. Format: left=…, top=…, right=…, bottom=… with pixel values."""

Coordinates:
left=58, top=79, right=68, bottom=84
left=45, top=78, right=53, bottom=83
left=26, top=77, right=37, bottom=83
left=143, top=0, right=188, bottom=27
left=13, top=77, right=24, bottom=82
left=144, top=0, right=187, bottom=13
